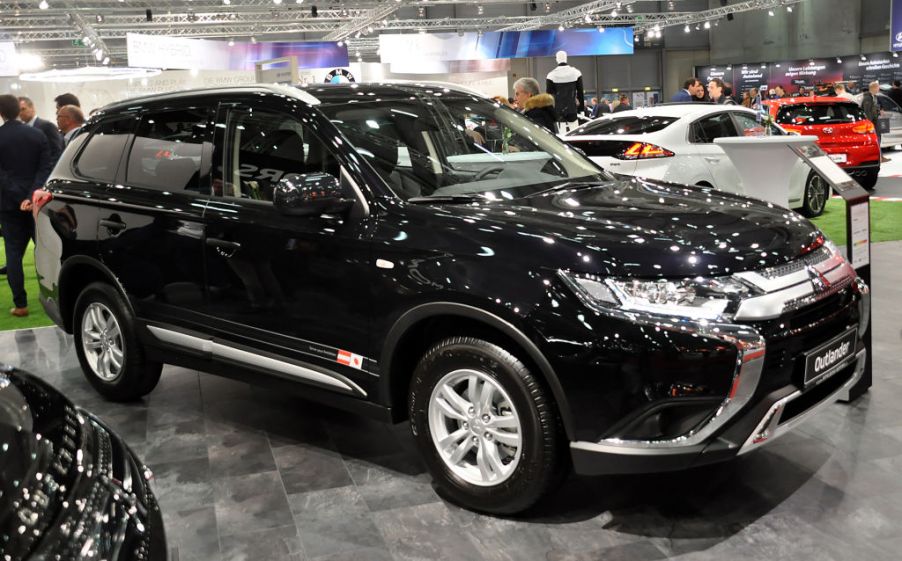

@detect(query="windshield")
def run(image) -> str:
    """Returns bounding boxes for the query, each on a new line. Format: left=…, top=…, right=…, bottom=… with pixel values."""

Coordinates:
left=570, top=116, right=679, bottom=136
left=775, top=102, right=866, bottom=125
left=317, top=90, right=609, bottom=199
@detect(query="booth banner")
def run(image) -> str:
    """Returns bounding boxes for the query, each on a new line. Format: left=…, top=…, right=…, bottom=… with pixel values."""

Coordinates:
left=127, top=34, right=348, bottom=71
left=893, top=0, right=902, bottom=51
left=768, top=58, right=844, bottom=95
left=733, top=64, right=769, bottom=95
left=379, top=28, right=633, bottom=64
left=0, top=42, right=18, bottom=76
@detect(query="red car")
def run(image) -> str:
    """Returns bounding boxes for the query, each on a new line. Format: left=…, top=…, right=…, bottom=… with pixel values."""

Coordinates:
left=764, top=96, right=880, bottom=189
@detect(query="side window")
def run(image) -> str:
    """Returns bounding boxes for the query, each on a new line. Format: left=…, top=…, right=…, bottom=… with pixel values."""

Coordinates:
left=75, top=116, right=137, bottom=183
left=689, top=113, right=738, bottom=143
left=879, top=95, right=902, bottom=113
left=213, top=107, right=337, bottom=202
left=732, top=112, right=785, bottom=137
left=126, top=108, right=211, bottom=193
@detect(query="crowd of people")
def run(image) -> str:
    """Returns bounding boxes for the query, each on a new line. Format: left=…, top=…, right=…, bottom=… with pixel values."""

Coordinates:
left=1, top=92, right=85, bottom=318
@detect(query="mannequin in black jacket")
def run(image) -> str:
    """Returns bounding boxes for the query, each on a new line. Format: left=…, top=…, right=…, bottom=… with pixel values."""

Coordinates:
left=546, top=51, right=584, bottom=135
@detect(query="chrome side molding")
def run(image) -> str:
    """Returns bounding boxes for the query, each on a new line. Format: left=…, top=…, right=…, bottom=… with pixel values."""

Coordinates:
left=146, top=325, right=367, bottom=397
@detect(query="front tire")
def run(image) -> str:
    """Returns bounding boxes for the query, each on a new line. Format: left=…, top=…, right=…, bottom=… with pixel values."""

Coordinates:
left=800, top=171, right=830, bottom=218
left=409, top=337, right=562, bottom=514
left=73, top=282, right=162, bottom=401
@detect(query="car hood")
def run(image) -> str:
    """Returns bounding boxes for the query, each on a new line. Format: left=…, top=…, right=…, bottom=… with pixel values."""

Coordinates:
left=443, top=177, right=822, bottom=278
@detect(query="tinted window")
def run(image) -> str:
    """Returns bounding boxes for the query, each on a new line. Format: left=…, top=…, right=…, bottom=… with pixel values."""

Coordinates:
left=570, top=116, right=678, bottom=136
left=775, top=103, right=866, bottom=125
left=75, top=116, right=136, bottom=182
left=877, top=94, right=902, bottom=113
left=126, top=108, right=211, bottom=192
left=214, top=108, right=337, bottom=202
left=690, top=113, right=738, bottom=143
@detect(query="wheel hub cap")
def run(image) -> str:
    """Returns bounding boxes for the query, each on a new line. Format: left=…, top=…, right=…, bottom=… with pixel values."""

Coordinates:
left=81, top=302, right=125, bottom=382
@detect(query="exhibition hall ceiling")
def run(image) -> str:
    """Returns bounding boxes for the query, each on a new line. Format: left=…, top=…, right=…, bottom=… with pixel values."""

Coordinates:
left=0, top=0, right=804, bottom=68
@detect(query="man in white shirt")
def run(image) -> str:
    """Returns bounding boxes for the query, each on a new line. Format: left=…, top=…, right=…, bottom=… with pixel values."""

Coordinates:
left=833, top=83, right=855, bottom=101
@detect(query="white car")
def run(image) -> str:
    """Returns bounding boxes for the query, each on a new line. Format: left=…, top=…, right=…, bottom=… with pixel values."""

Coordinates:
left=562, top=104, right=828, bottom=217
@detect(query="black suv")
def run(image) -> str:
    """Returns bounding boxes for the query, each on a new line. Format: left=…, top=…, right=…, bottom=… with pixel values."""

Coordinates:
left=34, top=83, right=869, bottom=514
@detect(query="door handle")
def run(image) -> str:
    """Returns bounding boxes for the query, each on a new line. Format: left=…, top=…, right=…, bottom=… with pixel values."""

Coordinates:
left=704, top=157, right=720, bottom=164
left=99, top=218, right=126, bottom=231
left=206, top=237, right=241, bottom=251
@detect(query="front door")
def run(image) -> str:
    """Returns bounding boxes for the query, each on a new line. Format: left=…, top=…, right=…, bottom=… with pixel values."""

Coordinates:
left=201, top=100, right=376, bottom=394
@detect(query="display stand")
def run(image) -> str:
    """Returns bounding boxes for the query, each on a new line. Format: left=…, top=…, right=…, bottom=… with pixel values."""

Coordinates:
left=713, top=135, right=820, bottom=207
left=788, top=143, right=872, bottom=402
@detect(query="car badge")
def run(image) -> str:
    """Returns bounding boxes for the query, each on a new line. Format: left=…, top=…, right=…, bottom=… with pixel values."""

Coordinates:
left=823, top=127, right=834, bottom=135
left=807, top=265, right=831, bottom=294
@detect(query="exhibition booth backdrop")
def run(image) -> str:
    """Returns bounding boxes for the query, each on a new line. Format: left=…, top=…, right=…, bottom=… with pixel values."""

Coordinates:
left=696, top=51, right=902, bottom=95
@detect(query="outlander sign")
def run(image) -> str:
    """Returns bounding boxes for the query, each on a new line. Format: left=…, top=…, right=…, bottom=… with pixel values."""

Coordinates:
left=804, top=328, right=858, bottom=386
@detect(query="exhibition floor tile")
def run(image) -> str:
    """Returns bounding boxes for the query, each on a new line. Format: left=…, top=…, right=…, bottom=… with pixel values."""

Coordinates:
left=2, top=242, right=901, bottom=561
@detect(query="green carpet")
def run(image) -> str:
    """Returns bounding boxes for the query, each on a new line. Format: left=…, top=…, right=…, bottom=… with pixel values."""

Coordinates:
left=810, top=198, right=902, bottom=245
left=0, top=242, right=54, bottom=331
left=0, top=199, right=900, bottom=332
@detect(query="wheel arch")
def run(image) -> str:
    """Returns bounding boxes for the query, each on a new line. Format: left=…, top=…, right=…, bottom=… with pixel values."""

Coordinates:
left=379, top=302, right=575, bottom=440
left=58, top=256, right=133, bottom=333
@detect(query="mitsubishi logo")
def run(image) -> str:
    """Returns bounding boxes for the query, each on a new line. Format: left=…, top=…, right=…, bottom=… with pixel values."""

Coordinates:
left=807, top=265, right=831, bottom=294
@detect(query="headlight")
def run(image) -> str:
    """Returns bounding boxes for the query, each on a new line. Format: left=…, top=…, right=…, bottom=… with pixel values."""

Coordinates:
left=562, top=272, right=751, bottom=321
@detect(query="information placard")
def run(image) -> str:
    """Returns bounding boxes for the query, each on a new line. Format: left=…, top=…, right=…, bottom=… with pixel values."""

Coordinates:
left=850, top=202, right=870, bottom=269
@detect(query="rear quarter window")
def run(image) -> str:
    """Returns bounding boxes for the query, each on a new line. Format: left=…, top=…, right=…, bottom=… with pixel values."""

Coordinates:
left=571, top=116, right=678, bottom=136
left=75, top=116, right=137, bottom=183
left=776, top=103, right=866, bottom=125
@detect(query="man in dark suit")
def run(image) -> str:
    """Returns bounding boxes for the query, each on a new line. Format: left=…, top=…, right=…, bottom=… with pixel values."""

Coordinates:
left=18, top=96, right=64, bottom=165
left=671, top=77, right=702, bottom=102
left=0, top=94, right=52, bottom=317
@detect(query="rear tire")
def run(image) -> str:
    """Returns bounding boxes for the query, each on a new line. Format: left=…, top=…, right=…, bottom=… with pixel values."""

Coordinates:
left=409, top=337, right=562, bottom=514
left=800, top=171, right=830, bottom=218
left=73, top=282, right=162, bottom=401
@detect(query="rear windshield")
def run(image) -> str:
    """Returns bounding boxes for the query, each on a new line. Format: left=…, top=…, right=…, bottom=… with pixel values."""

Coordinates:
left=775, top=103, right=866, bottom=125
left=570, top=116, right=678, bottom=136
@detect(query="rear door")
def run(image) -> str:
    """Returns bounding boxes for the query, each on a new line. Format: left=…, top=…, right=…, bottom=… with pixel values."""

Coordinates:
left=877, top=94, right=902, bottom=146
left=688, top=112, right=741, bottom=192
left=97, top=104, right=213, bottom=325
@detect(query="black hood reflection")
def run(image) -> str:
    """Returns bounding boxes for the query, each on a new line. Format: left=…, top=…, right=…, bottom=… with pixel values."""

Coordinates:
left=429, top=177, right=821, bottom=278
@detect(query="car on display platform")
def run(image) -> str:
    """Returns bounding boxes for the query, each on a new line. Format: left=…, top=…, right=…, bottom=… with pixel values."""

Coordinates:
left=33, top=83, right=870, bottom=515
left=561, top=104, right=830, bottom=218
left=763, top=96, right=881, bottom=189
left=0, top=365, right=166, bottom=560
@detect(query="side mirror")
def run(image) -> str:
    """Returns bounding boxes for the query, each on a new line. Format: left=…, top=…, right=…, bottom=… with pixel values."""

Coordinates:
left=273, top=173, right=354, bottom=216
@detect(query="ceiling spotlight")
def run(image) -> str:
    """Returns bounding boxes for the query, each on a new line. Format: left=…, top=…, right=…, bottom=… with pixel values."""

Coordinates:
left=895, top=52, right=900, bottom=58
left=38, top=0, right=49, bottom=9
left=477, top=4, right=484, bottom=15
left=610, top=9, right=617, bottom=16
left=273, top=0, right=282, bottom=5
left=296, top=0, right=304, bottom=3
left=861, top=54, right=867, bottom=61
left=684, top=24, right=690, bottom=33
left=597, top=25, right=605, bottom=33
left=703, top=21, right=710, bottom=29
left=95, top=14, right=104, bottom=23
left=529, top=2, right=537, bottom=11
left=786, top=6, right=793, bottom=12
left=667, top=0, right=674, bottom=9
left=836, top=57, right=842, bottom=63
left=627, top=5, right=633, bottom=13
left=223, top=0, right=230, bottom=5
left=768, top=9, right=774, bottom=16
left=558, top=24, right=565, bottom=31
left=251, top=36, right=257, bottom=44
left=228, top=38, right=235, bottom=46
left=102, top=56, right=110, bottom=65
left=418, top=6, right=425, bottom=17
left=584, top=13, right=592, bottom=23
left=544, top=3, right=551, bottom=13
left=337, top=40, right=343, bottom=47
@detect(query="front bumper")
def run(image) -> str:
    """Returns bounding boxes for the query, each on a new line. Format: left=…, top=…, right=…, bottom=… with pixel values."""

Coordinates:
left=571, top=349, right=865, bottom=474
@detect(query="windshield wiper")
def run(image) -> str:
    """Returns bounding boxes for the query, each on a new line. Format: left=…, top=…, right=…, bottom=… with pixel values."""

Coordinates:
left=407, top=194, right=486, bottom=204
left=524, top=180, right=601, bottom=198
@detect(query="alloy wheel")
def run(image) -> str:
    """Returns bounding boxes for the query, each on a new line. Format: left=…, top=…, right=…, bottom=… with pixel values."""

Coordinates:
left=427, top=368, right=522, bottom=487
left=80, top=302, right=125, bottom=381
left=807, top=174, right=829, bottom=214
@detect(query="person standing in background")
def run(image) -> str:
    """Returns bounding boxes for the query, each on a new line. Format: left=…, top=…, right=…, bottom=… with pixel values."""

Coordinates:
left=888, top=80, right=902, bottom=109
left=57, top=105, right=85, bottom=146
left=613, top=95, right=631, bottom=112
left=18, top=96, right=63, bottom=166
left=708, top=79, right=736, bottom=105
left=546, top=50, right=585, bottom=135
left=597, top=98, right=612, bottom=115
left=511, top=77, right=557, bottom=132
left=53, top=92, right=81, bottom=111
left=833, top=83, right=855, bottom=101
left=861, top=81, right=889, bottom=162
left=671, top=78, right=701, bottom=102
left=586, top=97, right=598, bottom=118
left=0, top=94, right=52, bottom=317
